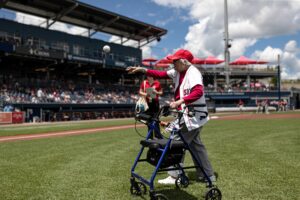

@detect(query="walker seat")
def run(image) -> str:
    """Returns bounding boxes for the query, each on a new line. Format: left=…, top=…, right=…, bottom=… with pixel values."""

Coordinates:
left=140, top=139, right=185, bottom=168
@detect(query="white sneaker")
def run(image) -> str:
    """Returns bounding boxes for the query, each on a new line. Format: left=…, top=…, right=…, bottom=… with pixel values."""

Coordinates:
left=157, top=176, right=176, bottom=185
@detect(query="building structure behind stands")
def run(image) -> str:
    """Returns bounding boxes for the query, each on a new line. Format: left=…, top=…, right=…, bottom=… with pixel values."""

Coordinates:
left=0, top=0, right=168, bottom=123
left=0, top=0, right=298, bottom=123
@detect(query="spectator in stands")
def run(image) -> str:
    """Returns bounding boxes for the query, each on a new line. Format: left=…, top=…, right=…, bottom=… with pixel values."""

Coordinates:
left=282, top=100, right=287, bottom=112
left=3, top=104, right=14, bottom=112
left=31, top=95, right=38, bottom=103
left=237, top=99, right=244, bottom=112
left=264, top=99, right=269, bottom=114
left=261, top=100, right=266, bottom=113
left=139, top=76, right=163, bottom=118
left=290, top=101, right=295, bottom=111
left=256, top=100, right=262, bottom=113
left=37, top=88, right=43, bottom=101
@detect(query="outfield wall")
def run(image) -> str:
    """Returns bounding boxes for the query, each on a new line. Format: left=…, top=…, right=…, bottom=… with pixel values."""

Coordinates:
left=11, top=103, right=135, bottom=122
left=0, top=112, right=25, bottom=124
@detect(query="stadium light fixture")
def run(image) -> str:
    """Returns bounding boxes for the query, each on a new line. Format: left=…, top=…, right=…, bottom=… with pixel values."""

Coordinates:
left=224, top=0, right=231, bottom=88
left=102, top=45, right=110, bottom=68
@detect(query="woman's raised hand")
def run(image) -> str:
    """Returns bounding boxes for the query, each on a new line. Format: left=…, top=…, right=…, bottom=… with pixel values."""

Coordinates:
left=126, top=66, right=147, bottom=74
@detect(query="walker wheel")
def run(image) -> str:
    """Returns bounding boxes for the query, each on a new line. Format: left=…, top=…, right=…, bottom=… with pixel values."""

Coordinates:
left=205, top=187, right=222, bottom=200
left=130, top=181, right=147, bottom=196
left=151, top=193, right=169, bottom=200
left=175, top=175, right=189, bottom=188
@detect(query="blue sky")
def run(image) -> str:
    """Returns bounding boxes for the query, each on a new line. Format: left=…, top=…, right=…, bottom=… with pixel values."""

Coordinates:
left=85, top=0, right=300, bottom=80
left=81, top=0, right=192, bottom=58
left=1, top=0, right=300, bottom=79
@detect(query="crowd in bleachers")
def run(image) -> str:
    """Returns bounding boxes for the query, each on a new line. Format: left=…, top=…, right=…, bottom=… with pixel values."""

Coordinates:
left=205, top=80, right=277, bottom=93
left=1, top=76, right=140, bottom=104
left=0, top=74, right=285, bottom=106
left=1, top=80, right=282, bottom=105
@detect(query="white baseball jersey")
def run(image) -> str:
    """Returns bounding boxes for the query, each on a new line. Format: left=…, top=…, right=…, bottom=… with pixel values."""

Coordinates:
left=167, top=65, right=209, bottom=131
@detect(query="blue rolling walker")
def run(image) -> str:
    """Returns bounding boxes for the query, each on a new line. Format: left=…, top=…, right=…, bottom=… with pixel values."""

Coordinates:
left=130, top=105, right=222, bottom=200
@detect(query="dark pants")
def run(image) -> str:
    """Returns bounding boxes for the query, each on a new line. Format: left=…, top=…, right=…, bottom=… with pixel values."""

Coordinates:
left=145, top=100, right=161, bottom=139
left=168, top=125, right=214, bottom=178
left=145, top=100, right=160, bottom=117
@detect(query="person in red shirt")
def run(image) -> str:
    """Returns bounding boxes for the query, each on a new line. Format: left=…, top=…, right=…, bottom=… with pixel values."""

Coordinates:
left=237, top=99, right=244, bottom=112
left=139, top=76, right=163, bottom=118
left=139, top=76, right=163, bottom=139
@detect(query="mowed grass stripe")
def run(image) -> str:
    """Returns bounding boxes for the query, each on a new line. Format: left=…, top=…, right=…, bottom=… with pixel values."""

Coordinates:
left=203, top=119, right=299, bottom=200
left=0, top=118, right=299, bottom=199
left=0, top=119, right=135, bottom=137
left=0, top=129, right=141, bottom=200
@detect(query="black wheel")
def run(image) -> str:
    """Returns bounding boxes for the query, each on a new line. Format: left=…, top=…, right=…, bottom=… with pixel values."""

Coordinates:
left=175, top=175, right=189, bottom=188
left=130, top=181, right=147, bottom=196
left=205, top=187, right=222, bottom=200
left=151, top=193, right=169, bottom=200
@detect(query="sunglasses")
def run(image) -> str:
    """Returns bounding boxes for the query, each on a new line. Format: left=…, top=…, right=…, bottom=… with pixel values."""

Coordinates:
left=173, top=59, right=180, bottom=64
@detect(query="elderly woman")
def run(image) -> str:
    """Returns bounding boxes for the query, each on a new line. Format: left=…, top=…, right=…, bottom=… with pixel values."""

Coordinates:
left=126, top=49, right=216, bottom=185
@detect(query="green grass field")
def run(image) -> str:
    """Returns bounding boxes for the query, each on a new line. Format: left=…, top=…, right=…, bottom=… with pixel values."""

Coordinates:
left=0, top=119, right=134, bottom=137
left=0, top=115, right=299, bottom=200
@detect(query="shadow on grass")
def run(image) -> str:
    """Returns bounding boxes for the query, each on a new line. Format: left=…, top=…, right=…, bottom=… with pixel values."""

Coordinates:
left=187, top=171, right=199, bottom=181
left=187, top=170, right=220, bottom=182
left=154, top=188, right=198, bottom=200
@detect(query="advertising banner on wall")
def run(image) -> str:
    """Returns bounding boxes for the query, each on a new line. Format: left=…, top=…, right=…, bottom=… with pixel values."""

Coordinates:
left=0, top=112, right=25, bottom=124
left=0, top=112, right=12, bottom=124
left=12, top=112, right=25, bottom=123
left=15, top=46, right=66, bottom=60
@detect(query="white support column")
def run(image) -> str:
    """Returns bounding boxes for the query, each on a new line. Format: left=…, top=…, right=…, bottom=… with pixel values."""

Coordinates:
left=224, top=0, right=230, bottom=88
left=214, top=74, right=217, bottom=92
left=247, top=75, right=251, bottom=90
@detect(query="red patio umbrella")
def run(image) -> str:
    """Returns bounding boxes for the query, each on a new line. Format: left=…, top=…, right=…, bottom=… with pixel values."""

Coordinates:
left=230, top=56, right=268, bottom=65
left=204, top=56, right=224, bottom=65
left=142, top=57, right=158, bottom=68
left=154, top=63, right=170, bottom=68
left=142, top=57, right=158, bottom=62
left=156, top=55, right=173, bottom=64
left=156, top=58, right=172, bottom=64
left=142, top=61, right=151, bottom=67
left=192, top=57, right=205, bottom=64
left=256, top=60, right=268, bottom=64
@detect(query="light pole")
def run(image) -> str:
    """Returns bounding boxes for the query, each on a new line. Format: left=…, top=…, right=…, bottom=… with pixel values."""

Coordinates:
left=224, top=0, right=231, bottom=88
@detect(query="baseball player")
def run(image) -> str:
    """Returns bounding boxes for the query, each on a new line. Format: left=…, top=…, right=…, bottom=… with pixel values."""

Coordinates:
left=126, top=49, right=216, bottom=185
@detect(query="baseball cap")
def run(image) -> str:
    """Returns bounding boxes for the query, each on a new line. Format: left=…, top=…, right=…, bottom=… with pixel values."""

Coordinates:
left=167, top=49, right=194, bottom=63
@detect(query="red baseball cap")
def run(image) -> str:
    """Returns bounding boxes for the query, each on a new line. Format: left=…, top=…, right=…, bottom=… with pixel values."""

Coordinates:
left=167, top=49, right=194, bottom=63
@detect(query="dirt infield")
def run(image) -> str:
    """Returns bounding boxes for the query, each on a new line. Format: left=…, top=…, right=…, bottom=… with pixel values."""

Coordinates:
left=214, top=113, right=300, bottom=120
left=0, top=124, right=143, bottom=143
left=0, top=112, right=299, bottom=143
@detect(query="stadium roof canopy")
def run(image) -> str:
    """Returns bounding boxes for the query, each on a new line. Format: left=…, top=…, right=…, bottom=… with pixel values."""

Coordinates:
left=0, top=0, right=167, bottom=47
